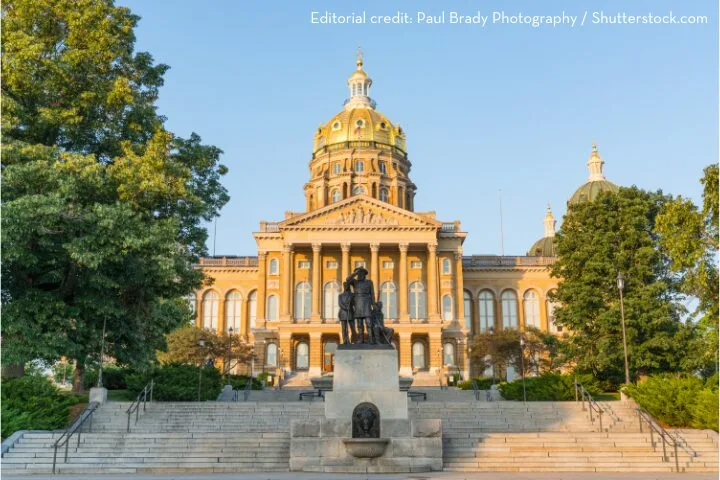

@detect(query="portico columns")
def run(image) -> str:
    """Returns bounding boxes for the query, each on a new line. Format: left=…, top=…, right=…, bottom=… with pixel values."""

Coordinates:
left=311, top=243, right=322, bottom=322
left=398, top=243, right=409, bottom=320
left=341, top=242, right=351, bottom=284
left=308, top=332, right=322, bottom=377
left=427, top=243, right=439, bottom=322
left=281, top=244, right=293, bottom=319
left=370, top=242, right=380, bottom=297
left=429, top=333, right=442, bottom=375
left=257, top=251, right=267, bottom=326
left=455, top=249, right=465, bottom=326
left=399, top=332, right=413, bottom=377
left=279, top=333, right=292, bottom=371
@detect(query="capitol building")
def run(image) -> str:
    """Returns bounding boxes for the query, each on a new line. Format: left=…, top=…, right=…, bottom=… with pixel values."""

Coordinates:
left=193, top=57, right=618, bottom=385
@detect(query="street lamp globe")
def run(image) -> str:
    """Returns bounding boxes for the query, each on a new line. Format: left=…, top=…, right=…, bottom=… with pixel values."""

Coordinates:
left=617, top=272, right=624, bottom=291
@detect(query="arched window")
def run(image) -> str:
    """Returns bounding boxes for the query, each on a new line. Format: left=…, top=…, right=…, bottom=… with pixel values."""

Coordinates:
left=355, top=161, right=364, bottom=172
left=296, top=342, right=309, bottom=370
left=479, top=290, right=495, bottom=332
left=379, top=188, right=389, bottom=202
left=443, top=342, right=455, bottom=366
left=442, top=294, right=453, bottom=321
left=547, top=291, right=562, bottom=333
left=269, top=258, right=279, bottom=275
left=442, top=258, right=451, bottom=275
left=501, top=290, right=518, bottom=328
left=331, top=189, right=341, bottom=203
left=186, top=294, right=196, bottom=317
left=266, top=343, right=278, bottom=367
left=412, top=341, right=426, bottom=369
left=226, top=291, right=242, bottom=333
left=409, top=282, right=427, bottom=320
left=464, top=290, right=472, bottom=330
left=380, top=282, right=398, bottom=320
left=295, top=282, right=312, bottom=321
left=267, top=294, right=278, bottom=321
left=379, top=161, right=387, bottom=175
left=523, top=290, right=541, bottom=328
left=352, top=185, right=365, bottom=195
left=333, top=163, right=341, bottom=175
left=323, top=282, right=340, bottom=321
left=248, top=291, right=257, bottom=329
left=202, top=291, right=218, bottom=330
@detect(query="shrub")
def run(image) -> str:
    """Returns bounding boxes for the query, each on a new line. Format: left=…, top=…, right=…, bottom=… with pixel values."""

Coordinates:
left=458, top=377, right=495, bottom=390
left=83, top=365, right=131, bottom=390
left=499, top=373, right=601, bottom=401
left=127, top=364, right=223, bottom=401
left=625, top=374, right=718, bottom=431
left=228, top=374, right=262, bottom=390
left=1, top=375, right=81, bottom=438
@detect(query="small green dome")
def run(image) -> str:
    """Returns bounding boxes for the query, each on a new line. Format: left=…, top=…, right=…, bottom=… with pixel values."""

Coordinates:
left=568, top=180, right=619, bottom=205
left=527, top=236, right=556, bottom=257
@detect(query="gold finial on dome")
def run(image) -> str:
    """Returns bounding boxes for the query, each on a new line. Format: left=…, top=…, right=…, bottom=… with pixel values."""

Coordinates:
left=356, top=46, right=364, bottom=68
left=544, top=204, right=556, bottom=238
left=587, top=141, right=605, bottom=182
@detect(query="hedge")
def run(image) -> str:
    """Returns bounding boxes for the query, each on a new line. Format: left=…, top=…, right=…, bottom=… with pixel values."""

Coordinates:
left=83, top=365, right=132, bottom=390
left=499, top=373, right=602, bottom=401
left=1, top=375, right=83, bottom=439
left=126, top=364, right=223, bottom=401
left=458, top=377, right=495, bottom=391
left=625, top=374, right=718, bottom=431
left=227, top=374, right=263, bottom=390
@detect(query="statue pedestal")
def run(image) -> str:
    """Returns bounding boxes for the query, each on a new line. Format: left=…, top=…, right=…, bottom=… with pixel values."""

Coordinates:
left=324, top=345, right=408, bottom=420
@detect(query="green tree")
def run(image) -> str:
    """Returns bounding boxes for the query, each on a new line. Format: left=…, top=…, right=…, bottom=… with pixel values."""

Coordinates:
left=157, top=325, right=252, bottom=376
left=469, top=327, right=562, bottom=377
left=550, top=187, right=687, bottom=386
left=1, top=0, right=229, bottom=391
left=655, top=165, right=719, bottom=375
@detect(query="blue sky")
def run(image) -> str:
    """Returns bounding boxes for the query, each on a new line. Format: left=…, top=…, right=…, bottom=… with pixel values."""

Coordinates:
left=120, top=0, right=717, bottom=257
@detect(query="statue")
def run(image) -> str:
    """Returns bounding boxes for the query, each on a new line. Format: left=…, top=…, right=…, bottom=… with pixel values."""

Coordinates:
left=338, top=281, right=357, bottom=345
left=346, top=267, right=376, bottom=344
left=372, top=301, right=394, bottom=345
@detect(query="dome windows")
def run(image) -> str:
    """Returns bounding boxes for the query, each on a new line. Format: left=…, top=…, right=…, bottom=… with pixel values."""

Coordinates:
left=332, top=121, right=341, bottom=131
left=379, top=188, right=389, bottom=202
left=355, top=119, right=365, bottom=128
left=333, top=163, right=342, bottom=175
left=355, top=160, right=365, bottom=172
left=380, top=122, right=386, bottom=129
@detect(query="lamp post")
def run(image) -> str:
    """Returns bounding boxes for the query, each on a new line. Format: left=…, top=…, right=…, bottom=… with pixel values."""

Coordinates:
left=226, top=327, right=234, bottom=384
left=519, top=335, right=527, bottom=403
left=197, top=338, right=205, bottom=401
left=489, top=327, right=496, bottom=386
left=97, top=317, right=107, bottom=388
left=617, top=272, right=631, bottom=384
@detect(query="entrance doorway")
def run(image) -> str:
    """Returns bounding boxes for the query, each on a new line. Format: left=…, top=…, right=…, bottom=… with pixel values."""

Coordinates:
left=323, top=340, right=338, bottom=372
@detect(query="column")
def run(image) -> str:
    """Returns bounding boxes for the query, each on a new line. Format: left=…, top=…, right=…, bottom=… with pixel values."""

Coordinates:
left=427, top=243, right=439, bottom=322
left=472, top=297, right=480, bottom=335
left=341, top=242, right=351, bottom=283
left=281, top=244, right=292, bottom=318
left=311, top=243, right=322, bottom=322
left=289, top=250, right=295, bottom=319
left=399, top=332, right=413, bottom=377
left=217, top=297, right=226, bottom=335
left=398, top=243, right=409, bottom=320
left=429, top=332, right=442, bottom=375
left=257, top=251, right=267, bottom=325
left=458, top=338, right=469, bottom=380
left=455, top=249, right=465, bottom=327
left=308, top=332, right=322, bottom=377
left=279, top=333, right=292, bottom=371
left=370, top=242, right=380, bottom=296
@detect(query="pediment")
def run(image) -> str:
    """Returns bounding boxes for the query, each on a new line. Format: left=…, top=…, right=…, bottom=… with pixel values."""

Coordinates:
left=279, top=196, right=441, bottom=230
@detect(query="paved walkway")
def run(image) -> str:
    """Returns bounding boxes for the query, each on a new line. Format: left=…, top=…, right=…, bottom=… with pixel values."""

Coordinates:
left=2, top=473, right=715, bottom=480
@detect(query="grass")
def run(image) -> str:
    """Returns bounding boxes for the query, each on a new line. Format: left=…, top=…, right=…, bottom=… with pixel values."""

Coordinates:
left=107, top=389, right=136, bottom=401
left=595, top=392, right=621, bottom=401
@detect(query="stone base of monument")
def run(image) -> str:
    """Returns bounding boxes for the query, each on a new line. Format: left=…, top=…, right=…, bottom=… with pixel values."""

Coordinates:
left=289, top=345, right=442, bottom=473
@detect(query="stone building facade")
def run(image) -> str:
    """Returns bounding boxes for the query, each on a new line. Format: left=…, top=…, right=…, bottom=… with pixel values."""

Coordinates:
left=193, top=57, right=617, bottom=385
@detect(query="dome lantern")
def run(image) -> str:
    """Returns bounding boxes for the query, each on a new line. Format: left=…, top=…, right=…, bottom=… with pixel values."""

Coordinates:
left=345, top=48, right=375, bottom=110
left=543, top=204, right=556, bottom=238
left=587, top=142, right=605, bottom=181
left=568, top=142, right=619, bottom=205
left=527, top=205, right=557, bottom=257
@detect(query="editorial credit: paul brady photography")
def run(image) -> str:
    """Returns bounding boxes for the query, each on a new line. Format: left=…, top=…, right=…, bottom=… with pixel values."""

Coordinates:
left=310, top=9, right=709, bottom=27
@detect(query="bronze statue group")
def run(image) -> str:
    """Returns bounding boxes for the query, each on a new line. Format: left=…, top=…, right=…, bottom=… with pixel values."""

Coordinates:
left=338, top=267, right=394, bottom=346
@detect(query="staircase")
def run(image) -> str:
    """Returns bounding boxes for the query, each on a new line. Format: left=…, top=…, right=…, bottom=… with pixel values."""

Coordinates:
left=2, top=399, right=717, bottom=474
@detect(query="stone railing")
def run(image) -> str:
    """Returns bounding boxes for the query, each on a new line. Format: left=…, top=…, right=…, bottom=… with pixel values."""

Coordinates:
left=462, top=255, right=557, bottom=268
left=198, top=256, right=258, bottom=267
left=258, top=222, right=280, bottom=232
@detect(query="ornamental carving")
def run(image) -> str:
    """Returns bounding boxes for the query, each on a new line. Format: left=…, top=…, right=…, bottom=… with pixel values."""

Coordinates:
left=334, top=207, right=399, bottom=225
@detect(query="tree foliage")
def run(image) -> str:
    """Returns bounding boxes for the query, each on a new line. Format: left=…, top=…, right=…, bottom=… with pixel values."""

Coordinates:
left=655, top=165, right=719, bottom=374
left=1, top=0, right=229, bottom=391
left=157, top=325, right=253, bottom=375
left=550, top=187, right=687, bottom=385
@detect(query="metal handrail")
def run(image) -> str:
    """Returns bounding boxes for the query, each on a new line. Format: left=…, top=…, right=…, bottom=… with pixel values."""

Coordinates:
left=243, top=378, right=253, bottom=401
left=636, top=407, right=682, bottom=472
left=574, top=381, right=604, bottom=432
left=52, top=402, right=100, bottom=474
left=126, top=379, right=154, bottom=432
left=471, top=380, right=480, bottom=401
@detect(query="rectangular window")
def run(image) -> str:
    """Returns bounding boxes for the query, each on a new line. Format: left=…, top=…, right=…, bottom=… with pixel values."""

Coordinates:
left=298, top=261, right=311, bottom=269
left=326, top=260, right=338, bottom=269
left=379, top=161, right=387, bottom=175
left=410, top=261, right=422, bottom=269
left=381, top=261, right=394, bottom=269
left=354, top=261, right=366, bottom=269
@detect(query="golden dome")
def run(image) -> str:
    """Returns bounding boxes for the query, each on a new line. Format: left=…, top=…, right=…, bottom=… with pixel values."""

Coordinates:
left=313, top=58, right=406, bottom=154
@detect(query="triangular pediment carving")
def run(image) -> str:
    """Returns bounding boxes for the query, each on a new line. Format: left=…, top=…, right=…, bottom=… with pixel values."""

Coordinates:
left=279, top=196, right=441, bottom=230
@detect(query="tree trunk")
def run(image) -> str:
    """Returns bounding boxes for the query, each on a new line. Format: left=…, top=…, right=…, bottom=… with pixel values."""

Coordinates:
left=1, top=363, right=25, bottom=378
left=72, top=359, right=85, bottom=392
